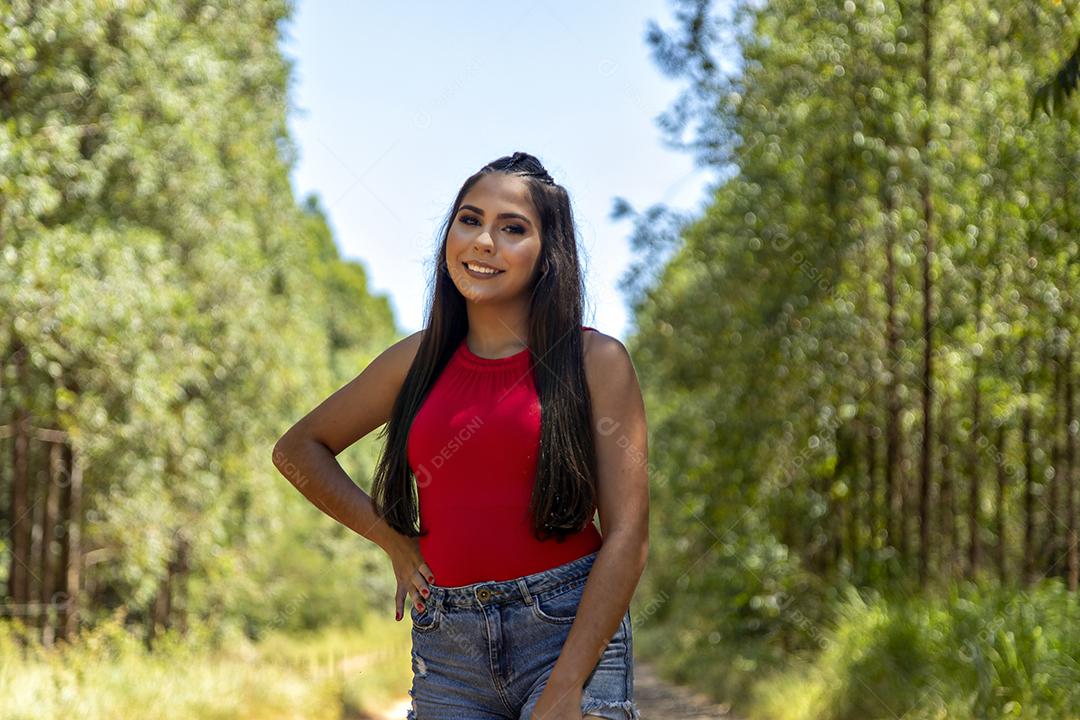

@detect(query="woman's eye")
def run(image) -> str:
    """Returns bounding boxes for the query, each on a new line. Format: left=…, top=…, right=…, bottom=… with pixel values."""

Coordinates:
left=459, top=216, right=526, bottom=234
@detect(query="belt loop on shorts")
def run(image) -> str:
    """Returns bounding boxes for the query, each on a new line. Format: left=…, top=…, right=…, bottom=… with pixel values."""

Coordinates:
left=516, top=578, right=534, bottom=606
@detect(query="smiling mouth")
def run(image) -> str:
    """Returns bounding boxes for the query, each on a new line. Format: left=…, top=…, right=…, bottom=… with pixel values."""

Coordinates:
left=462, top=262, right=505, bottom=276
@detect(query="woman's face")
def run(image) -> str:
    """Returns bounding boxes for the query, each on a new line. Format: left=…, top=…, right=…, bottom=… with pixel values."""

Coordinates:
left=445, top=172, right=543, bottom=303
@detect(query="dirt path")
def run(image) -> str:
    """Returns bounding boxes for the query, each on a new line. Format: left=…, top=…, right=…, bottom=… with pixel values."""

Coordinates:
left=370, top=658, right=745, bottom=719
left=634, top=659, right=744, bottom=718
left=369, top=697, right=411, bottom=720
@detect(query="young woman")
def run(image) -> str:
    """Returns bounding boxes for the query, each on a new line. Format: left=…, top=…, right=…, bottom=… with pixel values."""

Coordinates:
left=273, top=151, right=648, bottom=720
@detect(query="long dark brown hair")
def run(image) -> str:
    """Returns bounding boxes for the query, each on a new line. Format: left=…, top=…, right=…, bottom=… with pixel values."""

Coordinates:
left=369, top=151, right=598, bottom=543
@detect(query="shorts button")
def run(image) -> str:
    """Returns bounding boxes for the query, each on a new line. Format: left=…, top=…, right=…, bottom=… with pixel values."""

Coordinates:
left=477, top=588, right=491, bottom=601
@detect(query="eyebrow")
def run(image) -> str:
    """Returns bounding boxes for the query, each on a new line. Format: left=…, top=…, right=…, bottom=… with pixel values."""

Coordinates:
left=458, top=204, right=533, bottom=226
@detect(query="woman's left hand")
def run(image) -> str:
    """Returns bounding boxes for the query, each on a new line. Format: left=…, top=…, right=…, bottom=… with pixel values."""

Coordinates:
left=529, top=682, right=583, bottom=720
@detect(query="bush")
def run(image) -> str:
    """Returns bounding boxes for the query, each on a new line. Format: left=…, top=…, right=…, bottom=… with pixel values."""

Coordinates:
left=747, top=579, right=1080, bottom=720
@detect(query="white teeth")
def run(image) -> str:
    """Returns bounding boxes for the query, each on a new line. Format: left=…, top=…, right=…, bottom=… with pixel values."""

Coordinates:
left=466, top=263, right=501, bottom=275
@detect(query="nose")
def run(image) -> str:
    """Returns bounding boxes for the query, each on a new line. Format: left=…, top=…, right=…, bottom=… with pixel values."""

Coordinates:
left=473, top=231, right=495, bottom=251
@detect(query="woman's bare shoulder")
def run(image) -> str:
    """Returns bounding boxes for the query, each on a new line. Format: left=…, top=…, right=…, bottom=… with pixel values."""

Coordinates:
left=581, top=326, right=629, bottom=370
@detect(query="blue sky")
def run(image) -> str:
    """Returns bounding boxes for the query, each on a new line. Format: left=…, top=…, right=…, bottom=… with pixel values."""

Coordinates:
left=280, top=1, right=718, bottom=340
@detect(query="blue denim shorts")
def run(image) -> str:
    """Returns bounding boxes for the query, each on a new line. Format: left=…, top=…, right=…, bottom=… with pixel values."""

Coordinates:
left=406, top=550, right=640, bottom=720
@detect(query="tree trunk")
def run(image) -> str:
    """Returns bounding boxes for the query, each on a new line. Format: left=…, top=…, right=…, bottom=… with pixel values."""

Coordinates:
left=174, top=533, right=191, bottom=636
left=938, top=394, right=956, bottom=580
left=883, top=185, right=904, bottom=573
left=39, top=439, right=63, bottom=644
left=1066, top=346, right=1077, bottom=591
left=148, top=532, right=192, bottom=644
left=61, top=443, right=83, bottom=640
left=968, top=276, right=985, bottom=579
left=1045, top=337, right=1064, bottom=578
left=8, top=339, right=31, bottom=607
left=850, top=415, right=862, bottom=578
left=866, top=410, right=881, bottom=574
left=1021, top=330, right=1037, bottom=586
left=916, top=0, right=936, bottom=589
left=149, top=562, right=173, bottom=645
left=833, top=422, right=855, bottom=576
left=996, top=422, right=1009, bottom=584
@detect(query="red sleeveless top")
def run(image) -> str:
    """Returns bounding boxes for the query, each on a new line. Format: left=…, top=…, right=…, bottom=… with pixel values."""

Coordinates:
left=407, top=327, right=604, bottom=585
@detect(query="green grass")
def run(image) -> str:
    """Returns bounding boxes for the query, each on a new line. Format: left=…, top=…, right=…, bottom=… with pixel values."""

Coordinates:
left=746, top=580, right=1080, bottom=720
left=0, top=609, right=413, bottom=720
left=637, top=577, right=1080, bottom=720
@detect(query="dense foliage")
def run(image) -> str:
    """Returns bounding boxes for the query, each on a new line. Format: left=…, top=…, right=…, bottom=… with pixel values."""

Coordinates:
left=1, top=0, right=399, bottom=646
left=626, top=0, right=1080, bottom=717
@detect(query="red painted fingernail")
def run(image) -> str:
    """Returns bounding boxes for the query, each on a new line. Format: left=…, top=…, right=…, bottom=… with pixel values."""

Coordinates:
left=421, top=588, right=429, bottom=597
left=396, top=610, right=401, bottom=621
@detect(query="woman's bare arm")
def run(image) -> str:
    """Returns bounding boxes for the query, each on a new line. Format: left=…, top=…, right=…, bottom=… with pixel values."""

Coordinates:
left=271, top=330, right=424, bottom=552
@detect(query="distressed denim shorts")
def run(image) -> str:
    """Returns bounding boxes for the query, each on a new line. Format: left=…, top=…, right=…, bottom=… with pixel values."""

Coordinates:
left=406, top=550, right=640, bottom=720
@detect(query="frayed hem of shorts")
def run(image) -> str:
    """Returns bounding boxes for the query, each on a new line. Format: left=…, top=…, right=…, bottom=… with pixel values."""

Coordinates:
left=581, top=693, right=641, bottom=720
left=406, top=683, right=417, bottom=720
